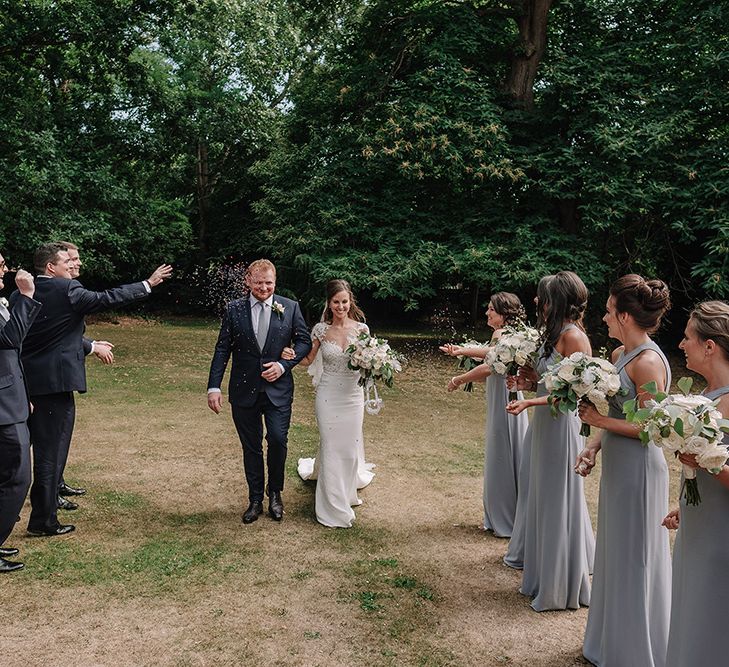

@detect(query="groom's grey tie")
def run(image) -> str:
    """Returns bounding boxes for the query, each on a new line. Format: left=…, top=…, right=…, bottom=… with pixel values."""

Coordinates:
left=256, top=301, right=270, bottom=350
left=0, top=303, right=9, bottom=322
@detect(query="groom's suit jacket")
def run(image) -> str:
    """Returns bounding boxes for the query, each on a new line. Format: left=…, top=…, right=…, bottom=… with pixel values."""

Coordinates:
left=207, top=295, right=311, bottom=408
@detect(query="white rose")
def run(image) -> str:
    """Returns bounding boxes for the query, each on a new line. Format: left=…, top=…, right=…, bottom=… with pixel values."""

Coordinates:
left=557, top=364, right=577, bottom=382
left=683, top=435, right=710, bottom=455
left=696, top=445, right=729, bottom=472
left=493, top=361, right=507, bottom=375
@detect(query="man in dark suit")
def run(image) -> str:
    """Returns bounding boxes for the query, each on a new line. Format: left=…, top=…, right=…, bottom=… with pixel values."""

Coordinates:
left=55, top=240, right=115, bottom=509
left=14, top=242, right=172, bottom=536
left=207, top=259, right=311, bottom=523
left=0, top=256, right=42, bottom=572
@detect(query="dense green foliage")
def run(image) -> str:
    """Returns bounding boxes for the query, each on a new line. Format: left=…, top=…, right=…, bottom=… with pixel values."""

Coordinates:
left=1, top=0, right=726, bottom=315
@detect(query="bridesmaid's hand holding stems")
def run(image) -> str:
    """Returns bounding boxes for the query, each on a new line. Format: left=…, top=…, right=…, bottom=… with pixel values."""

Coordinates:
left=677, top=453, right=699, bottom=469
left=578, top=400, right=605, bottom=429
left=506, top=398, right=531, bottom=416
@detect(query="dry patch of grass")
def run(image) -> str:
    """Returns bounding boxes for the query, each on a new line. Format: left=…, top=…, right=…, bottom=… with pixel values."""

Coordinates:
left=0, top=319, right=685, bottom=666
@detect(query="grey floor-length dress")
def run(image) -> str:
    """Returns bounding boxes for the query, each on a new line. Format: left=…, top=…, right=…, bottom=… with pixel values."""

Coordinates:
left=520, top=325, right=595, bottom=611
left=666, top=385, right=729, bottom=667
left=483, top=374, right=528, bottom=537
left=503, top=423, right=532, bottom=568
left=583, top=341, right=672, bottom=667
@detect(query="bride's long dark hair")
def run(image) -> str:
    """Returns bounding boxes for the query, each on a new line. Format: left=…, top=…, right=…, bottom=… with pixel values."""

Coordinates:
left=322, top=279, right=366, bottom=324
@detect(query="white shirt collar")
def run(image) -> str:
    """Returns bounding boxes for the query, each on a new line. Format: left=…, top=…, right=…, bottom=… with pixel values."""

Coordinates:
left=249, top=293, right=274, bottom=307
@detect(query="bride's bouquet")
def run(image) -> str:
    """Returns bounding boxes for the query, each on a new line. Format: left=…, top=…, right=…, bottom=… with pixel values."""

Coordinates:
left=624, top=377, right=729, bottom=505
left=483, top=323, right=541, bottom=400
left=542, top=352, right=624, bottom=436
left=346, top=332, right=404, bottom=414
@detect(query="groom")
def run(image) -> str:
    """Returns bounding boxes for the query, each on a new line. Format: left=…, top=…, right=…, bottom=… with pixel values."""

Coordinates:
left=207, top=259, right=311, bottom=524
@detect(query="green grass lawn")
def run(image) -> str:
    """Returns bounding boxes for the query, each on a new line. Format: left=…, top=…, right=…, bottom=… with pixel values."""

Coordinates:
left=0, top=318, right=686, bottom=667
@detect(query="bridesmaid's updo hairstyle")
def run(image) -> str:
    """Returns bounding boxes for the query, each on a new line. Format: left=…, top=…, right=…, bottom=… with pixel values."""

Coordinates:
left=689, top=300, right=729, bottom=362
left=610, top=274, right=671, bottom=334
left=538, top=271, right=588, bottom=359
left=490, top=292, right=526, bottom=327
left=323, top=279, right=366, bottom=324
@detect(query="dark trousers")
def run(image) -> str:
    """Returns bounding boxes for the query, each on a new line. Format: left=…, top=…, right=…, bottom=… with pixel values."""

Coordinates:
left=28, top=392, right=75, bottom=532
left=232, top=393, right=292, bottom=502
left=0, top=422, right=31, bottom=546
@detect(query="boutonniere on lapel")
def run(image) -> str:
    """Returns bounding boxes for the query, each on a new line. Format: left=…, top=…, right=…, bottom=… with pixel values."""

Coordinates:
left=271, top=301, right=286, bottom=319
left=0, top=297, right=8, bottom=308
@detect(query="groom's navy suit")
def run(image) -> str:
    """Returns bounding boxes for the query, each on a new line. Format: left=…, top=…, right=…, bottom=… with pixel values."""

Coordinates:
left=208, top=295, right=311, bottom=501
left=12, top=276, right=150, bottom=532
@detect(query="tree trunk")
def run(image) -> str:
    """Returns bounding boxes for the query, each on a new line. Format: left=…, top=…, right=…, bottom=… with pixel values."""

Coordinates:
left=196, top=140, right=210, bottom=256
left=469, top=284, right=480, bottom=326
left=504, top=0, right=553, bottom=109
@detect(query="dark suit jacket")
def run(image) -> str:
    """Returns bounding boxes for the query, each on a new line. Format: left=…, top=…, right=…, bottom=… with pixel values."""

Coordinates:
left=207, top=295, right=312, bottom=408
left=11, top=277, right=149, bottom=396
left=0, top=295, right=42, bottom=425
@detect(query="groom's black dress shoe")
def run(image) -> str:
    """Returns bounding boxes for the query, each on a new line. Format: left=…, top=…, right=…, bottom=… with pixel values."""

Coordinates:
left=59, top=483, right=86, bottom=496
left=242, top=501, right=264, bottom=524
left=0, top=558, right=24, bottom=573
left=269, top=491, right=284, bottom=521
left=57, top=495, right=78, bottom=511
left=0, top=547, right=19, bottom=557
left=27, top=524, right=75, bottom=537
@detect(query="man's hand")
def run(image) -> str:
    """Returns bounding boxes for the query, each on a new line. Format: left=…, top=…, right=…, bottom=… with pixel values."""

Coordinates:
left=147, top=264, right=173, bottom=287
left=261, top=362, right=283, bottom=382
left=93, top=341, right=115, bottom=365
left=208, top=391, right=223, bottom=414
left=15, top=269, right=35, bottom=297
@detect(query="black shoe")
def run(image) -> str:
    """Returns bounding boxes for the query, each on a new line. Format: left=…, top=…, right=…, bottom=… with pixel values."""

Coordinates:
left=268, top=491, right=284, bottom=521
left=0, top=547, right=19, bottom=557
left=0, top=558, right=24, bottom=573
left=57, top=495, right=79, bottom=511
left=27, top=524, right=75, bottom=537
left=242, top=501, right=264, bottom=524
left=59, top=483, right=86, bottom=496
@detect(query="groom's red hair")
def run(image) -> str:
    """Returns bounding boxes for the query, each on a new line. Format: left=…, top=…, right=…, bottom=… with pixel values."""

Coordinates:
left=247, top=259, right=276, bottom=276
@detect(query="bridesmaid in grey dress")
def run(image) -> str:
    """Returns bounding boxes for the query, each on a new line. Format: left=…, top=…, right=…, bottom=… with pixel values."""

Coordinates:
left=442, top=292, right=529, bottom=537
left=577, top=275, right=673, bottom=667
left=504, top=276, right=554, bottom=569
left=662, top=301, right=729, bottom=667
left=507, top=271, right=595, bottom=611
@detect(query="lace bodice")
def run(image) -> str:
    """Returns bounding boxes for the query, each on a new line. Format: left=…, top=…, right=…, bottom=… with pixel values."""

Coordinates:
left=312, top=322, right=369, bottom=376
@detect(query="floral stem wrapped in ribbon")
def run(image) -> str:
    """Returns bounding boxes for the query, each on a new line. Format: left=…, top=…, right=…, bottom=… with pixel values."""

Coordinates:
left=346, top=332, right=404, bottom=414
left=624, top=377, right=729, bottom=505
left=484, top=323, right=541, bottom=400
left=542, top=352, right=625, bottom=436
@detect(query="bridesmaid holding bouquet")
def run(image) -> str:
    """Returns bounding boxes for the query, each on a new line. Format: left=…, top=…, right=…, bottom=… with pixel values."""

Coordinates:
left=576, top=275, right=672, bottom=667
left=506, top=271, right=595, bottom=611
left=663, top=301, right=729, bottom=667
left=441, top=292, right=529, bottom=537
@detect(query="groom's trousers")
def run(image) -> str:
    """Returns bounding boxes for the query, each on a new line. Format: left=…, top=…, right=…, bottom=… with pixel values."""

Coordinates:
left=232, top=393, right=292, bottom=502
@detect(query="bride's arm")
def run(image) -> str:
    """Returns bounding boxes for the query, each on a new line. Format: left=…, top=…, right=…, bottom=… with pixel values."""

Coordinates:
left=297, top=338, right=320, bottom=367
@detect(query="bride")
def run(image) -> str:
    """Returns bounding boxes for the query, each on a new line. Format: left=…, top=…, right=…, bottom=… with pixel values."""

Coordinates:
left=293, top=279, right=374, bottom=528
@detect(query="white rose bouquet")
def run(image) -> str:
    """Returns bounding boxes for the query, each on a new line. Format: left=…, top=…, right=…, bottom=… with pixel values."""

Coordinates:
left=346, top=332, right=404, bottom=414
left=484, top=323, right=541, bottom=400
left=542, top=352, right=625, bottom=436
left=624, top=377, right=729, bottom=505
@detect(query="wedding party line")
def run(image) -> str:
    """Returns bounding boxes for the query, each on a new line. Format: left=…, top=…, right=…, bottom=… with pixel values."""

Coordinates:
left=1, top=245, right=728, bottom=667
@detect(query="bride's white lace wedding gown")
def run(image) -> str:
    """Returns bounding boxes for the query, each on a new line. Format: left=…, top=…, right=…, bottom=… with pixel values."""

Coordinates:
left=297, top=322, right=375, bottom=527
